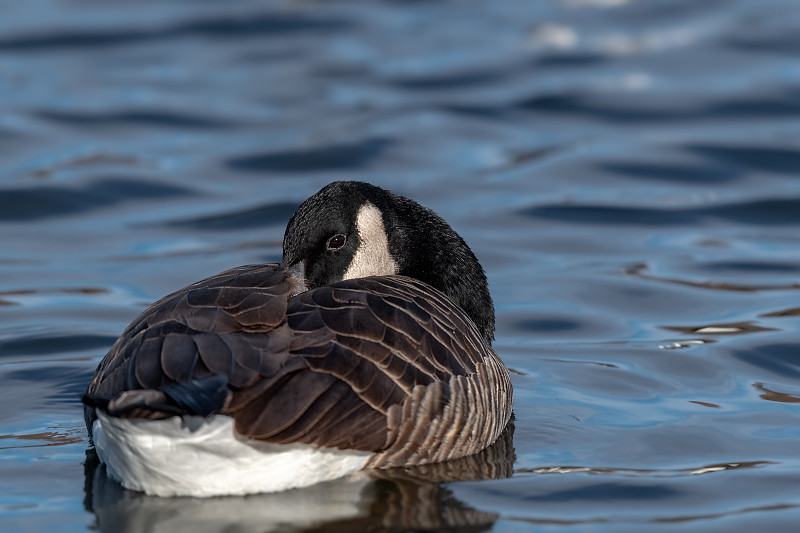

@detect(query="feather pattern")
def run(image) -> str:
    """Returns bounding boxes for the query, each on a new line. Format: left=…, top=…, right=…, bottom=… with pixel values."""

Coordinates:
left=85, top=263, right=512, bottom=464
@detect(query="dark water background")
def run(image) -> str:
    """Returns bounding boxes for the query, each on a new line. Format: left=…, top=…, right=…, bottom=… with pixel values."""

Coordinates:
left=2, top=0, right=800, bottom=531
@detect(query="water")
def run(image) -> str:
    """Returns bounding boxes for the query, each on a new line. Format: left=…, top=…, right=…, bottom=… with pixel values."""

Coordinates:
left=1, top=0, right=799, bottom=531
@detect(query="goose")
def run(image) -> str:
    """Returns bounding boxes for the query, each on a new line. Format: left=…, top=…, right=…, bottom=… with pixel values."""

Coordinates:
left=83, top=181, right=513, bottom=497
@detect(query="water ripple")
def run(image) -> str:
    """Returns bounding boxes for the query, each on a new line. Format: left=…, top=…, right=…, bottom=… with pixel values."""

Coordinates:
left=519, top=461, right=772, bottom=478
left=0, top=179, right=192, bottom=222
left=2, top=0, right=800, bottom=530
left=0, top=334, right=115, bottom=358
left=729, top=343, right=800, bottom=380
left=36, top=110, right=236, bottom=130
left=754, top=382, right=800, bottom=404
left=449, top=89, right=800, bottom=122
left=521, top=198, right=800, bottom=227
left=390, top=68, right=512, bottom=90
left=163, top=202, right=299, bottom=231
left=687, top=144, right=800, bottom=174
left=226, top=138, right=393, bottom=173
left=623, top=263, right=800, bottom=292
left=0, top=13, right=351, bottom=52
left=600, top=161, right=737, bottom=184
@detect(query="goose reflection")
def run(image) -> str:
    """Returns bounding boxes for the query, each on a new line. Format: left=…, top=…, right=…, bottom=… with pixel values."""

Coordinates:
left=84, top=421, right=515, bottom=533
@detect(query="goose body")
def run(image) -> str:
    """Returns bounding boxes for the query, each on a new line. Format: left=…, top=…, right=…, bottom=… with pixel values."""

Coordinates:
left=84, top=181, right=513, bottom=497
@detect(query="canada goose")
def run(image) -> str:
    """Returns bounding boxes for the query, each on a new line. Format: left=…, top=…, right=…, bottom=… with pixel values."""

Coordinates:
left=83, top=181, right=513, bottom=497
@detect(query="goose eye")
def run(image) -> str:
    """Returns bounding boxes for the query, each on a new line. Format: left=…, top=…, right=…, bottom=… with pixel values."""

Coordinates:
left=326, top=234, right=346, bottom=250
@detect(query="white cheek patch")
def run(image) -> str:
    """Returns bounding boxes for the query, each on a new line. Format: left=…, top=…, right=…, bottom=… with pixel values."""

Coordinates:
left=343, top=202, right=398, bottom=280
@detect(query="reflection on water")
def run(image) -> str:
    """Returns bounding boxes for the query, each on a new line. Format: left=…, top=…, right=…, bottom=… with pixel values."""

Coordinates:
left=624, top=263, right=800, bottom=293
left=663, top=321, right=776, bottom=336
left=85, top=423, right=515, bottom=533
left=754, top=383, right=800, bottom=404
left=519, top=460, right=772, bottom=478
left=2, top=0, right=800, bottom=530
left=0, top=428, right=84, bottom=450
left=760, top=307, right=800, bottom=318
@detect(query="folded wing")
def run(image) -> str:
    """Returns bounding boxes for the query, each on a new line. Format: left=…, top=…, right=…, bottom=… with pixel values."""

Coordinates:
left=84, top=264, right=511, bottom=460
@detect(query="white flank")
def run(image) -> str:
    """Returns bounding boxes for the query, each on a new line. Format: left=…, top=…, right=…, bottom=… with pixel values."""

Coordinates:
left=93, top=412, right=370, bottom=497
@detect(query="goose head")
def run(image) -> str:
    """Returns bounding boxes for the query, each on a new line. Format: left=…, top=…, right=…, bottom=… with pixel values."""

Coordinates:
left=282, top=181, right=495, bottom=343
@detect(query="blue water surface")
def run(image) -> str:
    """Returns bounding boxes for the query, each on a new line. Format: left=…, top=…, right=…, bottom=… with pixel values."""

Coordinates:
left=1, top=0, right=800, bottom=531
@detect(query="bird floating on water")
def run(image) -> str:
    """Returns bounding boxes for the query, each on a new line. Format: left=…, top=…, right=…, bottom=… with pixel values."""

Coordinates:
left=83, top=181, right=513, bottom=497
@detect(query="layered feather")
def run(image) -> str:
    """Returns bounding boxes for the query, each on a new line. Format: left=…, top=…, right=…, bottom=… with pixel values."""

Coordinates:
left=84, top=263, right=512, bottom=494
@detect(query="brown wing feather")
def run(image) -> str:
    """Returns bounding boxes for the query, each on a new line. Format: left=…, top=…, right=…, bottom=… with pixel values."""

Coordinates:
left=84, top=264, right=295, bottom=423
left=84, top=265, right=511, bottom=461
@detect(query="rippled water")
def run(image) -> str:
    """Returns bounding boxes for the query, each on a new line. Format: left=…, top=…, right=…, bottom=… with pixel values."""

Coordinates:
left=2, top=0, right=800, bottom=531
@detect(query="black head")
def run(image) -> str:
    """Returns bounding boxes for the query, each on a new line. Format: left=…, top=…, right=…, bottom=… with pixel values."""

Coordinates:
left=282, top=181, right=397, bottom=290
left=282, top=181, right=495, bottom=342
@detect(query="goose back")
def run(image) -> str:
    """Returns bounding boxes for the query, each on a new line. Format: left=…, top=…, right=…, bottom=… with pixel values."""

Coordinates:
left=84, top=263, right=512, bottom=466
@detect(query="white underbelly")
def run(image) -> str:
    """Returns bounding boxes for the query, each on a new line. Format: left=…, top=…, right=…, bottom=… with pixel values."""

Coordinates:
left=92, top=411, right=371, bottom=497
